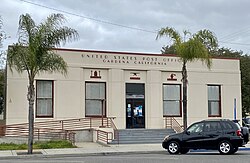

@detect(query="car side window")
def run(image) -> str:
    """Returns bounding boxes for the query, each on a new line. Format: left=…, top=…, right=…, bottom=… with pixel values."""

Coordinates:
left=204, top=122, right=222, bottom=132
left=221, top=122, right=233, bottom=130
left=187, top=122, right=204, bottom=133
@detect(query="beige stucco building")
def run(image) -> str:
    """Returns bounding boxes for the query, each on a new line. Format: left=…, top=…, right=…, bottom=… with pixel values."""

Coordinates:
left=5, top=48, right=242, bottom=129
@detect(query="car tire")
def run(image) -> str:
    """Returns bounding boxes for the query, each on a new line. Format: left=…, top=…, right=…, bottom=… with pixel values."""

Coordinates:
left=218, top=140, right=233, bottom=154
left=167, top=141, right=180, bottom=154
left=180, top=148, right=189, bottom=154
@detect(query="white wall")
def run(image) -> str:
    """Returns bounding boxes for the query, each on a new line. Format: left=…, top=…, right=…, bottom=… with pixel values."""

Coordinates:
left=5, top=49, right=242, bottom=129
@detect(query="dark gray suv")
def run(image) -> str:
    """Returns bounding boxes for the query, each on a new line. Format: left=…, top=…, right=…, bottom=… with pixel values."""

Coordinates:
left=162, top=119, right=249, bottom=155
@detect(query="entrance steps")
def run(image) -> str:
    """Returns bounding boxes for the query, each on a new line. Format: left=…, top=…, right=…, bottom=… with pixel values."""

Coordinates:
left=108, top=129, right=175, bottom=144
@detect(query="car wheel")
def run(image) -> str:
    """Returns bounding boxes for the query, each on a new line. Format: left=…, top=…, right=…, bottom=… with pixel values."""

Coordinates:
left=180, top=148, right=189, bottom=154
left=218, top=141, right=233, bottom=154
left=167, top=141, right=180, bottom=154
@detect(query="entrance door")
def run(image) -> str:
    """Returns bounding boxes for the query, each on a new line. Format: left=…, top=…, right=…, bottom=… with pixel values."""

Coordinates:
left=126, top=83, right=145, bottom=128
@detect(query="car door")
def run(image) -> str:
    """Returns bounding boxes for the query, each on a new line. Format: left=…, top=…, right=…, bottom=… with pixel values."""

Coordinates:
left=182, top=122, right=204, bottom=149
left=202, top=121, right=223, bottom=149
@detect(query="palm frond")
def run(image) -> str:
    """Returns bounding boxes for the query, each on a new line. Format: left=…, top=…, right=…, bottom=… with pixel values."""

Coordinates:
left=37, top=51, right=67, bottom=75
left=7, top=44, right=30, bottom=73
left=156, top=27, right=182, bottom=45
left=47, top=27, right=79, bottom=47
left=183, top=30, right=191, bottom=42
left=44, top=13, right=66, bottom=28
left=18, top=14, right=36, bottom=45
left=193, top=29, right=218, bottom=51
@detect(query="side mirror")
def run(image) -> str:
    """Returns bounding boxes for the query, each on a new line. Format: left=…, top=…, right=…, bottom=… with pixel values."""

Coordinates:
left=186, top=131, right=190, bottom=135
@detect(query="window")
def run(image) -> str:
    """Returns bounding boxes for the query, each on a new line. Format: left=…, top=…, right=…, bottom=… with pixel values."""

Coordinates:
left=204, top=122, right=222, bottom=132
left=221, top=122, right=233, bottom=130
left=85, top=82, right=106, bottom=117
left=187, top=122, right=204, bottom=133
left=36, top=80, right=53, bottom=117
left=207, top=85, right=221, bottom=117
left=163, top=84, right=181, bottom=117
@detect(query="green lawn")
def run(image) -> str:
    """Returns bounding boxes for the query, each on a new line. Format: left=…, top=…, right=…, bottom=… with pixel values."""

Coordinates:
left=0, top=140, right=76, bottom=150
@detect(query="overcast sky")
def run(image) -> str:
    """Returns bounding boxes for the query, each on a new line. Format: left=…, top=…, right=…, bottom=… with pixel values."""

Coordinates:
left=1, top=0, right=250, bottom=54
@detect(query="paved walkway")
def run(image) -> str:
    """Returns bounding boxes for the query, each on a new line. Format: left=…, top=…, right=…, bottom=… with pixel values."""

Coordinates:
left=0, top=142, right=249, bottom=158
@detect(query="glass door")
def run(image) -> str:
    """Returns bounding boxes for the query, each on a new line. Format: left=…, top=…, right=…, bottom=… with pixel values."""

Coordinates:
left=126, top=83, right=145, bottom=128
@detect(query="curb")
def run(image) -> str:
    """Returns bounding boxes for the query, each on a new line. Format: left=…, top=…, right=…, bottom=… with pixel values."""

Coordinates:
left=0, top=150, right=166, bottom=159
left=0, top=147, right=249, bottom=159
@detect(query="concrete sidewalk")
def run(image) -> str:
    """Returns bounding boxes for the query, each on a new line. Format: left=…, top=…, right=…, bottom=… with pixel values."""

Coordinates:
left=0, top=142, right=250, bottom=158
left=0, top=143, right=164, bottom=158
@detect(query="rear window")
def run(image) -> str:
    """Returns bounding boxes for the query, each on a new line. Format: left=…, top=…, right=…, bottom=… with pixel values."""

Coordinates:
left=234, top=122, right=241, bottom=130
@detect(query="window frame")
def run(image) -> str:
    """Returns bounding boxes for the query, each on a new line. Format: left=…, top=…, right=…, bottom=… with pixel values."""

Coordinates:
left=36, top=80, right=54, bottom=118
left=163, top=84, right=182, bottom=117
left=85, top=81, right=106, bottom=117
left=207, top=84, right=221, bottom=117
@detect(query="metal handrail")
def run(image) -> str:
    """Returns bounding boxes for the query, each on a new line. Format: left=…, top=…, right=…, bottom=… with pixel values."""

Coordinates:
left=0, top=125, right=75, bottom=144
left=0, top=117, right=118, bottom=144
left=96, top=117, right=119, bottom=144
left=4, top=117, right=111, bottom=131
left=109, top=117, right=119, bottom=144
left=96, top=130, right=113, bottom=143
left=165, top=117, right=184, bottom=133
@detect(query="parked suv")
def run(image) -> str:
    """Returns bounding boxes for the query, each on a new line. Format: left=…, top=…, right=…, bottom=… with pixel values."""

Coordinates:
left=162, top=119, right=249, bottom=155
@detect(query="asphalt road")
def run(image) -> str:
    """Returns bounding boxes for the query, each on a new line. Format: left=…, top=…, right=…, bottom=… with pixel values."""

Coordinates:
left=0, top=151, right=249, bottom=163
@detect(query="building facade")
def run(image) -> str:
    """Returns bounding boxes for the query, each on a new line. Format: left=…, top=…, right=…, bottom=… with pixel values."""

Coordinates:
left=5, top=48, right=242, bottom=129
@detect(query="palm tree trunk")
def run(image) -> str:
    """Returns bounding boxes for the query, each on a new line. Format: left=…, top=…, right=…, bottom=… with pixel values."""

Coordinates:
left=27, top=80, right=35, bottom=154
left=182, top=62, right=188, bottom=129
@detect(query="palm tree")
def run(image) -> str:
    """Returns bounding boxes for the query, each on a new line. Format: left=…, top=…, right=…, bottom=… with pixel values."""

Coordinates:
left=7, top=13, right=79, bottom=154
left=156, top=27, right=218, bottom=129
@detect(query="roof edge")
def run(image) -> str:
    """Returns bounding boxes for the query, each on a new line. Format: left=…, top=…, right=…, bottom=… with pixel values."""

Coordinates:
left=8, top=46, right=240, bottom=60
left=51, top=47, right=177, bottom=57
